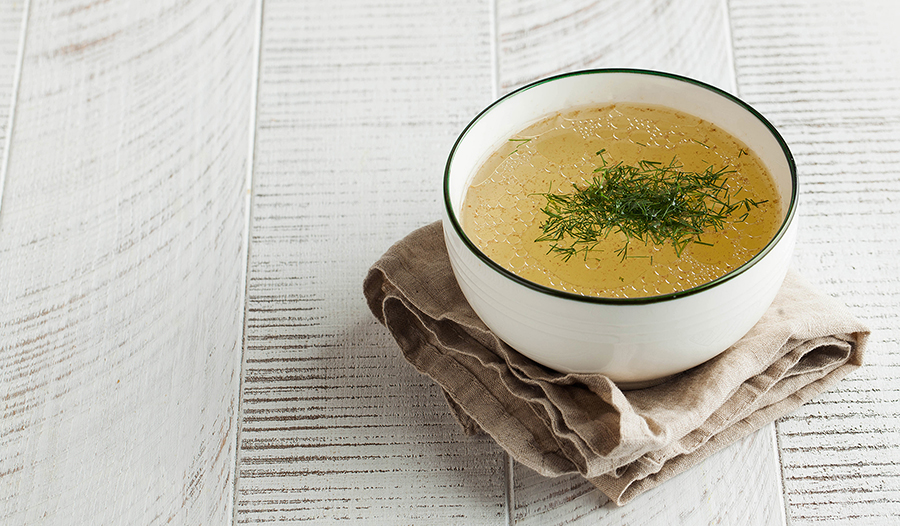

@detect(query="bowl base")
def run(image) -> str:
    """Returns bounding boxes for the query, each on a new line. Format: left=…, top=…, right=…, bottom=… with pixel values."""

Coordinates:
left=615, top=373, right=678, bottom=390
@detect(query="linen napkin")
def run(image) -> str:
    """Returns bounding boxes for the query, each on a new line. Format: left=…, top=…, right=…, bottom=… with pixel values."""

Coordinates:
left=363, top=220, right=869, bottom=505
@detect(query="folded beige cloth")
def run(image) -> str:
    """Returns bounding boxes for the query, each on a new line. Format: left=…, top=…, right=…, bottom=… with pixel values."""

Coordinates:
left=363, top=221, right=869, bottom=505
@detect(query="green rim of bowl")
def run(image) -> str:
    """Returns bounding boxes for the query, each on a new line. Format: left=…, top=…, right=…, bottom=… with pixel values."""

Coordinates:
left=443, top=68, right=798, bottom=305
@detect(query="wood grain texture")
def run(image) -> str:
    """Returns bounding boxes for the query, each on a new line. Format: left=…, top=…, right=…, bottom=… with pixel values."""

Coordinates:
left=513, top=423, right=784, bottom=525
left=0, top=0, right=24, bottom=180
left=729, top=0, right=900, bottom=524
left=2, top=0, right=893, bottom=523
left=0, top=0, right=255, bottom=523
left=495, top=1, right=785, bottom=523
left=234, top=0, right=507, bottom=523
left=495, top=0, right=736, bottom=95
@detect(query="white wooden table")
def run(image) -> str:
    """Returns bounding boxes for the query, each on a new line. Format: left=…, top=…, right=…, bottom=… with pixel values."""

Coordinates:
left=1, top=0, right=898, bottom=524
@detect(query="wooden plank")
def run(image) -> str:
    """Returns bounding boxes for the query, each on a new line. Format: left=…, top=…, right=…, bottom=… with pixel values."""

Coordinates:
left=495, top=0, right=737, bottom=95
left=729, top=0, right=900, bottom=524
left=0, top=0, right=256, bottom=523
left=512, top=423, right=784, bottom=525
left=495, top=1, right=786, bottom=523
left=0, top=0, right=24, bottom=180
left=234, top=0, right=508, bottom=523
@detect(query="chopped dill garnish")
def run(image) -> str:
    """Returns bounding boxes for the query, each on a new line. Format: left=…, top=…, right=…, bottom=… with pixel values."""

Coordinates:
left=692, top=139, right=710, bottom=148
left=508, top=137, right=532, bottom=155
left=534, top=156, right=765, bottom=261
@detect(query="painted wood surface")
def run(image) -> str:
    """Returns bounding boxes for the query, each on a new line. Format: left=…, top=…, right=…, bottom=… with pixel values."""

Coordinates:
left=512, top=423, right=783, bottom=525
left=234, top=0, right=784, bottom=524
left=495, top=1, right=784, bottom=524
left=495, top=0, right=736, bottom=95
left=0, top=0, right=255, bottom=523
left=233, top=0, right=508, bottom=523
left=1, top=0, right=897, bottom=524
left=730, top=1, right=900, bottom=524
left=0, top=0, right=24, bottom=177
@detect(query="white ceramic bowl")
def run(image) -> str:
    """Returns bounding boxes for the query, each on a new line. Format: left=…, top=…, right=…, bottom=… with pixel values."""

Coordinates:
left=442, top=69, right=798, bottom=386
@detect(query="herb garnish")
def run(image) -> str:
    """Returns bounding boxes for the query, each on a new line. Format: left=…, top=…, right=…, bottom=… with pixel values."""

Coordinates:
left=508, top=137, right=531, bottom=155
left=534, top=152, right=766, bottom=261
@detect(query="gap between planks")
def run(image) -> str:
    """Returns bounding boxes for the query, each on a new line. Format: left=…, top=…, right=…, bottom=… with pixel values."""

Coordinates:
left=232, top=0, right=266, bottom=523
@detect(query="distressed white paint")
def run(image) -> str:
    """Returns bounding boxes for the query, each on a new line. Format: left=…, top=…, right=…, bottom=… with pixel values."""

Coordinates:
left=1, top=0, right=896, bottom=524
left=730, top=0, right=900, bottom=523
left=495, top=1, right=784, bottom=524
left=0, top=0, right=255, bottom=523
left=0, top=0, right=25, bottom=198
left=513, top=423, right=784, bottom=525
left=495, top=0, right=737, bottom=95
left=233, top=0, right=508, bottom=523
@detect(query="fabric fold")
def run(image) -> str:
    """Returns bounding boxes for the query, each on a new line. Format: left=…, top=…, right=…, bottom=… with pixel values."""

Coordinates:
left=364, top=221, right=869, bottom=505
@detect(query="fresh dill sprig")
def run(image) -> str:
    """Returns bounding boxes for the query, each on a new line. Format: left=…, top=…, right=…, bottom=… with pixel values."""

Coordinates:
left=692, top=139, right=710, bottom=148
left=508, top=137, right=532, bottom=155
left=534, top=155, right=766, bottom=262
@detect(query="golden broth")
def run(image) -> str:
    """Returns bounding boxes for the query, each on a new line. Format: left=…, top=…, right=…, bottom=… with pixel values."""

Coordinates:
left=460, top=103, right=782, bottom=298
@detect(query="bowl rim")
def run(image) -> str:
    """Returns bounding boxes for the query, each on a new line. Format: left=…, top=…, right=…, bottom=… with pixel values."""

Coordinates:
left=443, top=68, right=798, bottom=305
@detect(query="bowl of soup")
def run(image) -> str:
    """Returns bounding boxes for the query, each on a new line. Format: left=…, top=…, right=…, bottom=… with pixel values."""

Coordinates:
left=442, top=69, right=798, bottom=386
